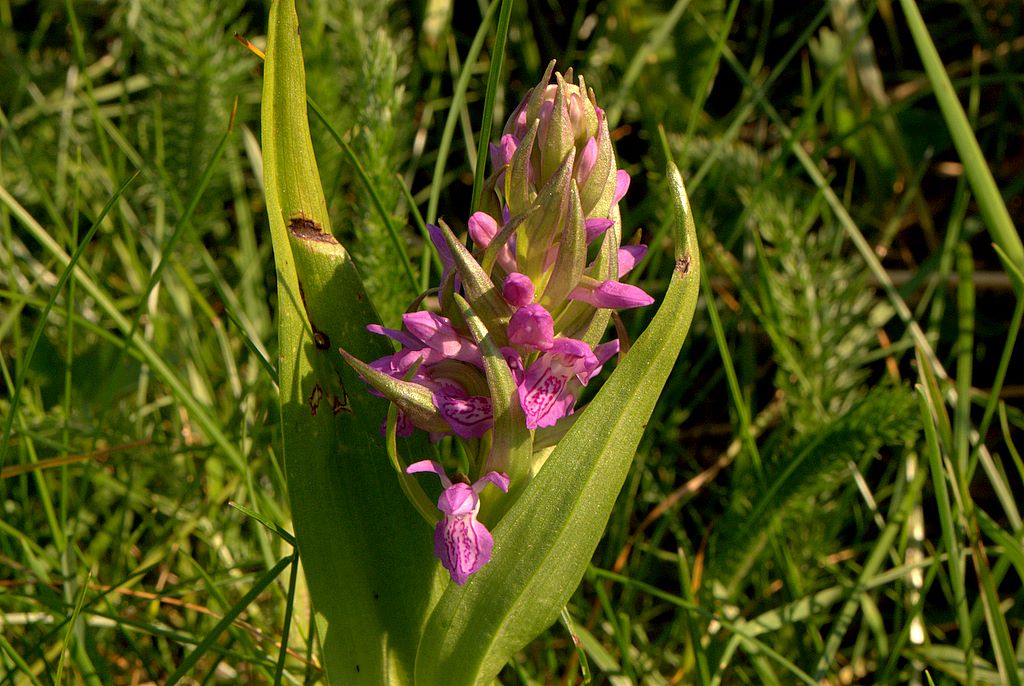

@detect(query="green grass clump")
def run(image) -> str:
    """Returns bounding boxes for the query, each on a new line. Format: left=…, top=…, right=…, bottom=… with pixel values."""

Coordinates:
left=2, top=0, right=1022, bottom=684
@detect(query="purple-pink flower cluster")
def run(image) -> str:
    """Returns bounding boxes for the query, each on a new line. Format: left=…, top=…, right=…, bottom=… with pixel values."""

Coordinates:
left=344, top=63, right=654, bottom=585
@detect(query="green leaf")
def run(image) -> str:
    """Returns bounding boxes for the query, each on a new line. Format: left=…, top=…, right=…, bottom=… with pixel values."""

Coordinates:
left=414, top=163, right=701, bottom=685
left=262, top=2, right=440, bottom=683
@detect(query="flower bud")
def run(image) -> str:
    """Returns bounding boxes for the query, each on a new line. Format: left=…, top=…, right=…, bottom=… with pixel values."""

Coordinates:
left=476, top=61, right=649, bottom=345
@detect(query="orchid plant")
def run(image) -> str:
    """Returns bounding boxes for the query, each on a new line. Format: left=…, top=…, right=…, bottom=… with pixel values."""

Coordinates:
left=262, top=1, right=700, bottom=683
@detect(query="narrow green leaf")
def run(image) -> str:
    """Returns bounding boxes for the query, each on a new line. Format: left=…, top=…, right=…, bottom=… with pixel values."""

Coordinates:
left=0, top=172, right=137, bottom=470
left=427, top=0, right=502, bottom=224
left=305, top=97, right=419, bottom=294
left=228, top=501, right=296, bottom=546
left=919, top=387, right=974, bottom=680
left=54, top=571, right=92, bottom=686
left=0, top=633, right=45, bottom=686
left=414, top=163, right=701, bottom=685
left=273, top=553, right=301, bottom=686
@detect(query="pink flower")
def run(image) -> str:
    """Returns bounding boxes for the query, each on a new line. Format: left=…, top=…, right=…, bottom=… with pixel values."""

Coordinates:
left=585, top=218, right=615, bottom=243
left=613, top=169, right=631, bottom=204
left=468, top=211, right=516, bottom=272
left=617, top=244, right=648, bottom=277
left=406, top=460, right=510, bottom=585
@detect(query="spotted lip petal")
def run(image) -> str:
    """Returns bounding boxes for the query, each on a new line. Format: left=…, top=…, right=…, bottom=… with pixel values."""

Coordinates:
left=516, top=338, right=600, bottom=429
left=433, top=392, right=494, bottom=439
left=433, top=509, right=493, bottom=586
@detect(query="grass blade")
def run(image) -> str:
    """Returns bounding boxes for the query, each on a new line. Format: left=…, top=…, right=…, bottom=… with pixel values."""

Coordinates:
left=898, top=0, right=1024, bottom=283
left=470, top=0, right=515, bottom=214
left=166, top=555, right=293, bottom=685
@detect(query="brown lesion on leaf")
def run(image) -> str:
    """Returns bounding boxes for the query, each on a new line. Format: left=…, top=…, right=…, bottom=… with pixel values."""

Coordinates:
left=675, top=253, right=692, bottom=276
left=297, top=278, right=331, bottom=351
left=288, top=214, right=335, bottom=243
left=331, top=370, right=352, bottom=415
left=308, top=383, right=324, bottom=415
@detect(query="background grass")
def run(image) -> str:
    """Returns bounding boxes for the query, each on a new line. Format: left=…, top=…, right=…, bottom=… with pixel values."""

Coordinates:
left=1, top=0, right=1022, bottom=684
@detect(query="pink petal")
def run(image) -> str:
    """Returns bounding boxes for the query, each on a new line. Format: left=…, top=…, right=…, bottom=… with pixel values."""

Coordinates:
left=516, top=338, right=598, bottom=429
left=475, top=471, right=510, bottom=493
left=585, top=218, right=614, bottom=243
left=568, top=280, right=654, bottom=309
left=434, top=513, right=493, bottom=586
left=489, top=134, right=518, bottom=171
left=576, top=137, right=598, bottom=185
left=518, top=373, right=576, bottom=429
left=402, top=311, right=479, bottom=362
left=433, top=393, right=493, bottom=439
left=617, top=244, right=648, bottom=277
left=508, top=303, right=555, bottom=351
left=403, top=311, right=457, bottom=345
left=547, top=338, right=600, bottom=372
left=436, top=482, right=479, bottom=517
left=427, top=224, right=460, bottom=290
left=502, top=272, right=535, bottom=307
left=593, top=339, right=620, bottom=366
left=500, top=347, right=526, bottom=385
left=366, top=323, right=420, bottom=350
left=468, top=211, right=499, bottom=248
left=406, top=459, right=453, bottom=488
left=613, top=169, right=631, bottom=204
left=567, top=91, right=586, bottom=137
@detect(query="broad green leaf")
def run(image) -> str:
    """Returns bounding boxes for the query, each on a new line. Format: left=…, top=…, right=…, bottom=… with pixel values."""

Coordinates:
left=415, top=163, right=701, bottom=685
left=262, top=2, right=440, bottom=683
